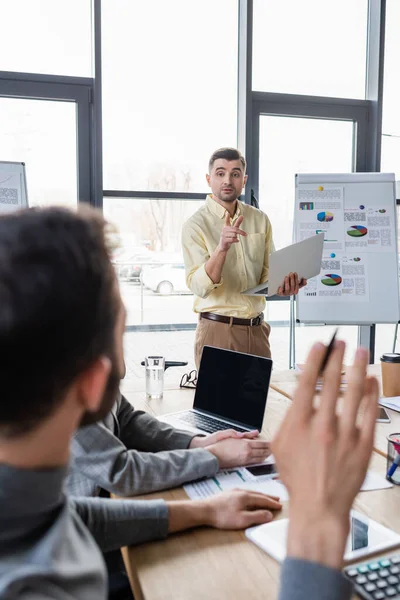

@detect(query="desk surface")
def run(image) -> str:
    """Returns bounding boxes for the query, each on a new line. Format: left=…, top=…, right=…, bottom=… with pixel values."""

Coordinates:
left=271, top=364, right=400, bottom=458
left=121, top=383, right=400, bottom=600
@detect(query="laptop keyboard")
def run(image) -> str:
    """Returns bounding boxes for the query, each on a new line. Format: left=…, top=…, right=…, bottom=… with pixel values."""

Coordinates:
left=177, top=411, right=249, bottom=434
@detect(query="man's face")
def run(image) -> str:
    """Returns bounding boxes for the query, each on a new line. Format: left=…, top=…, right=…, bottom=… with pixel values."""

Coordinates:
left=206, top=158, right=247, bottom=203
left=79, top=289, right=126, bottom=427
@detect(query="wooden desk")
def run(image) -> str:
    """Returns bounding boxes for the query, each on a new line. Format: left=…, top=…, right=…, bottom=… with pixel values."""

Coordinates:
left=271, top=364, right=400, bottom=458
left=120, top=385, right=400, bottom=600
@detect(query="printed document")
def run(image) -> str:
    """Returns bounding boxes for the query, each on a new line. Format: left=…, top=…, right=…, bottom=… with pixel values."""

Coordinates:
left=296, top=186, right=344, bottom=250
left=184, top=468, right=391, bottom=500
left=0, top=173, right=22, bottom=214
left=184, top=466, right=288, bottom=501
left=379, top=396, right=400, bottom=413
left=299, top=253, right=369, bottom=304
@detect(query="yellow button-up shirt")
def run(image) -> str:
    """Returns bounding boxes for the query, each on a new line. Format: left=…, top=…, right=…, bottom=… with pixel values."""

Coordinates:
left=182, top=195, right=274, bottom=319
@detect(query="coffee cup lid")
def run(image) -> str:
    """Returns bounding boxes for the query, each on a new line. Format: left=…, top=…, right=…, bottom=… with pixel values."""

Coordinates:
left=381, top=353, right=400, bottom=363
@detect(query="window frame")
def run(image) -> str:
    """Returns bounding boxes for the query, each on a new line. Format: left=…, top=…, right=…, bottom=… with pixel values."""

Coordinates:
left=0, top=70, right=96, bottom=206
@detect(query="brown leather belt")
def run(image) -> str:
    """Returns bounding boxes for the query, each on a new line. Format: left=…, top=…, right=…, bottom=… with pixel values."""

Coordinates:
left=200, top=312, right=264, bottom=327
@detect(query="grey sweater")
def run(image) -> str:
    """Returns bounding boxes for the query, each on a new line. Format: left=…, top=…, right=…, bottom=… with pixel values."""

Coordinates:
left=279, top=558, right=353, bottom=600
left=0, top=464, right=353, bottom=599
left=67, top=394, right=219, bottom=497
left=0, top=463, right=168, bottom=599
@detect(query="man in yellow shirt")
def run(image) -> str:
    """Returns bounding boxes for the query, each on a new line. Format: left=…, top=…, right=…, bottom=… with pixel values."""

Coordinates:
left=182, top=147, right=306, bottom=368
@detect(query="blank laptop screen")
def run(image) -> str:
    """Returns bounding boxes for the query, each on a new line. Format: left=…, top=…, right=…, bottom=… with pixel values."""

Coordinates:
left=193, top=346, right=272, bottom=430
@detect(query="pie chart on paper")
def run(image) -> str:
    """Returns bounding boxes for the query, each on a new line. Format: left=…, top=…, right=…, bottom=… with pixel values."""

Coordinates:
left=347, top=225, right=368, bottom=237
left=317, top=211, right=334, bottom=222
left=321, top=274, right=342, bottom=287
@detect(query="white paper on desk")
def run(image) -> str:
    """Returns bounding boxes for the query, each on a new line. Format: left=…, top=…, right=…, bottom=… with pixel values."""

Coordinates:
left=184, top=467, right=288, bottom=501
left=234, top=480, right=289, bottom=501
left=361, top=470, right=393, bottom=491
left=379, top=396, right=400, bottom=413
left=184, top=468, right=252, bottom=499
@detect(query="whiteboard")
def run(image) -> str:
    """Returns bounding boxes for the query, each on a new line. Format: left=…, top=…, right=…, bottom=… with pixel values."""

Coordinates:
left=0, top=161, right=28, bottom=213
left=294, top=173, right=399, bottom=325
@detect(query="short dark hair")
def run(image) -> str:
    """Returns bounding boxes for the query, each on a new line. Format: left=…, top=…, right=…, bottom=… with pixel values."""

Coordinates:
left=0, top=206, right=118, bottom=437
left=208, top=148, right=247, bottom=173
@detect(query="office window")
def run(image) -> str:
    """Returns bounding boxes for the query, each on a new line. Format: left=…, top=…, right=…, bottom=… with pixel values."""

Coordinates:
left=258, top=115, right=353, bottom=356
left=0, top=98, right=78, bottom=208
left=102, top=0, right=239, bottom=192
left=104, top=198, right=203, bottom=326
left=381, top=0, right=400, bottom=183
left=252, top=0, right=368, bottom=98
left=0, top=1, right=92, bottom=77
left=258, top=115, right=354, bottom=251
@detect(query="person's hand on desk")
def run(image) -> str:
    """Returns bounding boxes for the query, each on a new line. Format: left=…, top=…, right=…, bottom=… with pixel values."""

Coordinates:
left=272, top=340, right=379, bottom=570
left=189, top=428, right=259, bottom=449
left=167, top=490, right=282, bottom=534
left=277, top=272, right=307, bottom=296
left=205, top=436, right=271, bottom=468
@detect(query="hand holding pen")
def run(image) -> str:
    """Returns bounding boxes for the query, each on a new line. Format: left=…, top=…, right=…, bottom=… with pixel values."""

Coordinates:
left=319, top=328, right=339, bottom=375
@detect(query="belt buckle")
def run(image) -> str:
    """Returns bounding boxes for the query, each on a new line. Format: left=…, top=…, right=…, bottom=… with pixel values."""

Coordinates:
left=250, top=316, right=256, bottom=326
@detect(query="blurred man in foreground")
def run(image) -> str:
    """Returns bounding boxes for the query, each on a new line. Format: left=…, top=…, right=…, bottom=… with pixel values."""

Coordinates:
left=0, top=206, right=377, bottom=600
left=0, top=206, right=281, bottom=600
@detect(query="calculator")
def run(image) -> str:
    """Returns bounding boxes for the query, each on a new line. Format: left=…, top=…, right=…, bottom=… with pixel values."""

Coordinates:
left=344, top=554, right=400, bottom=599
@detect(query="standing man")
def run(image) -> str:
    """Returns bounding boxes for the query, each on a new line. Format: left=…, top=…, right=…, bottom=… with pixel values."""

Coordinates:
left=182, top=147, right=306, bottom=368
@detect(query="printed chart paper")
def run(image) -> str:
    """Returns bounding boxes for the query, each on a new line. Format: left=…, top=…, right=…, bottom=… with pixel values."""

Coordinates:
left=344, top=206, right=394, bottom=252
left=296, top=186, right=344, bottom=250
left=0, top=173, right=22, bottom=214
left=184, top=467, right=288, bottom=501
left=184, top=469, right=390, bottom=500
left=296, top=185, right=395, bottom=310
left=295, top=174, right=399, bottom=325
left=300, top=253, right=369, bottom=303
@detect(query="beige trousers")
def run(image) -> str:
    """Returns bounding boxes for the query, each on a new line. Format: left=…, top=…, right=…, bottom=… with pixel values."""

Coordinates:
left=194, top=317, right=272, bottom=370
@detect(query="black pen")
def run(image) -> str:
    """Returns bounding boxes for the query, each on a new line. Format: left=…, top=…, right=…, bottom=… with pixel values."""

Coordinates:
left=319, top=328, right=339, bottom=375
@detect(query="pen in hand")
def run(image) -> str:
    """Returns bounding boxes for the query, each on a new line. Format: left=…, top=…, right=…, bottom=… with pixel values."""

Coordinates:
left=319, top=328, right=339, bottom=376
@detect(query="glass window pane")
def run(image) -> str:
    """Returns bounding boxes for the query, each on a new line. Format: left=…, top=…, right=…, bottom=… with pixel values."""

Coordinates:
left=253, top=0, right=368, bottom=98
left=102, top=0, right=238, bottom=192
left=0, top=98, right=78, bottom=208
left=381, top=0, right=400, bottom=182
left=376, top=324, right=399, bottom=364
left=0, top=1, right=92, bottom=76
left=259, top=115, right=354, bottom=357
left=277, top=323, right=358, bottom=369
left=104, top=198, right=204, bottom=326
left=259, top=115, right=353, bottom=251
left=123, top=329, right=196, bottom=385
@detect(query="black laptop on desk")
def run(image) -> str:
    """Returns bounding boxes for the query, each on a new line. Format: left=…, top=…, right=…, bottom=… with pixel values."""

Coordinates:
left=158, top=346, right=273, bottom=435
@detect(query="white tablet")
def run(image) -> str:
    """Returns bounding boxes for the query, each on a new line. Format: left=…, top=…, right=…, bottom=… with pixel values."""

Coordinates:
left=242, top=233, right=324, bottom=297
left=246, top=510, right=400, bottom=564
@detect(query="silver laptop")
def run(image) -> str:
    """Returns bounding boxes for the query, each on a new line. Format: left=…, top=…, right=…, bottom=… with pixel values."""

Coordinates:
left=242, top=232, right=324, bottom=297
left=159, top=346, right=273, bottom=435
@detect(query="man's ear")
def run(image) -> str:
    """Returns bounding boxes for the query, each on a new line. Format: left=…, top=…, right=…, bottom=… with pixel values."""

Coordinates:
left=206, top=173, right=211, bottom=187
left=76, top=356, right=111, bottom=414
left=243, top=174, right=248, bottom=186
